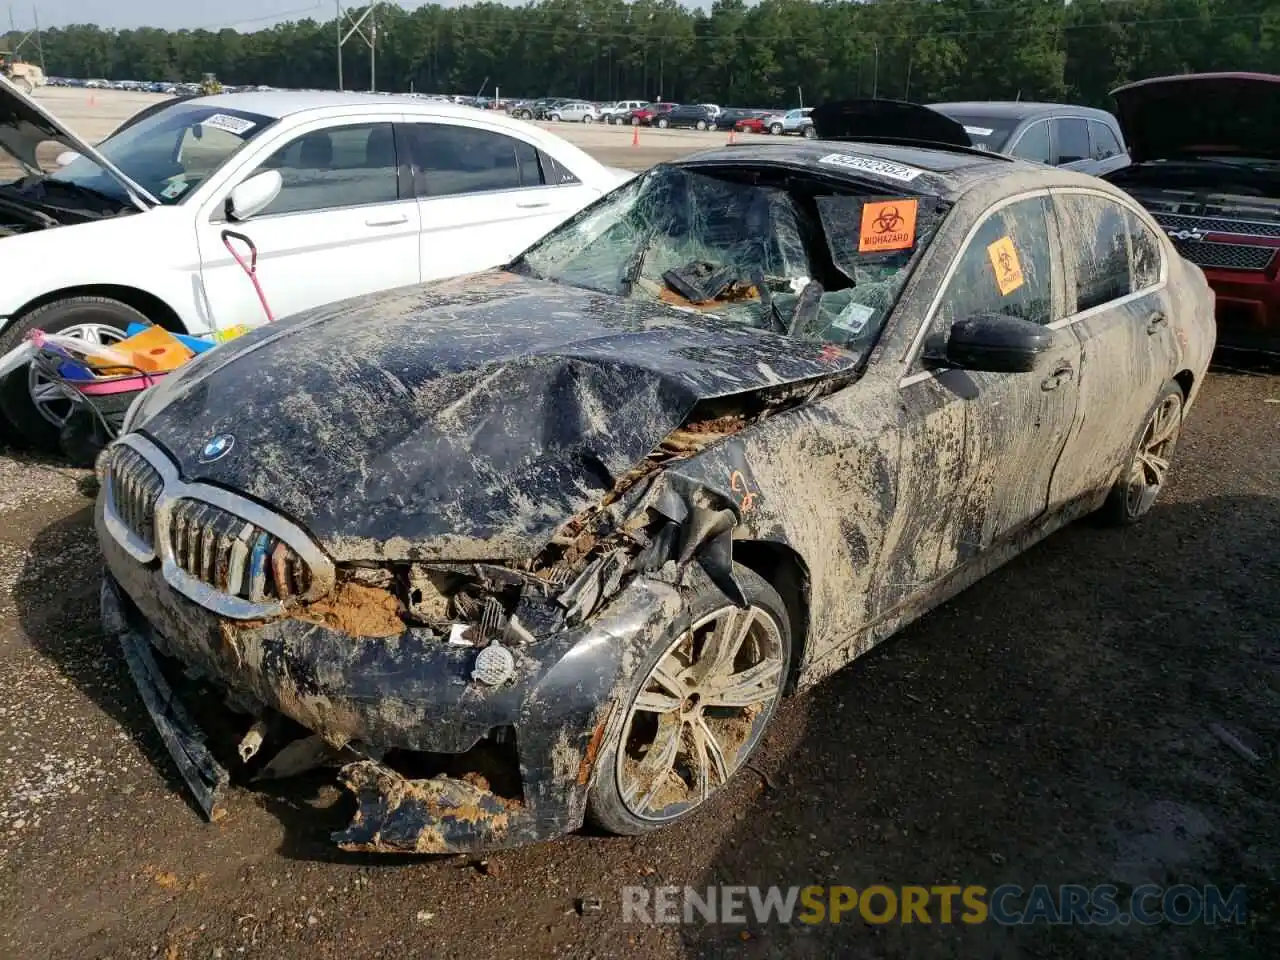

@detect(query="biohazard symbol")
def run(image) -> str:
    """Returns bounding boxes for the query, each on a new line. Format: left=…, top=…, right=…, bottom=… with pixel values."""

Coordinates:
left=858, top=198, right=919, bottom=253
left=729, top=469, right=760, bottom=514
left=873, top=206, right=905, bottom=234
left=986, top=235, right=1025, bottom=295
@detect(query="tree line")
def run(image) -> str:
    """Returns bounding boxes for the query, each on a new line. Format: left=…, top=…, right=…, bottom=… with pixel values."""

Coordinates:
left=5, top=0, right=1278, bottom=109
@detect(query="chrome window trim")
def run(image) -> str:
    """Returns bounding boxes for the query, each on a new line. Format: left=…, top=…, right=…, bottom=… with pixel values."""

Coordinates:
left=103, top=433, right=336, bottom=619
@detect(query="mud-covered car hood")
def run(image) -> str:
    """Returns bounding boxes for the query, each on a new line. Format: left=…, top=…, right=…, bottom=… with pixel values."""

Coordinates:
left=0, top=78, right=157, bottom=207
left=134, top=272, right=859, bottom=561
left=1111, top=72, right=1280, bottom=163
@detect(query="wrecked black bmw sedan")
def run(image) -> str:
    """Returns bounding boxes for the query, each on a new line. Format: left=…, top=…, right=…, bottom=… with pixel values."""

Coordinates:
left=96, top=121, right=1216, bottom=854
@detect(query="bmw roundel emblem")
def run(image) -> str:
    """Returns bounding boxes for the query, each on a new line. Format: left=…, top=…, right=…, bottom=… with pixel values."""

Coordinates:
left=198, top=433, right=235, bottom=463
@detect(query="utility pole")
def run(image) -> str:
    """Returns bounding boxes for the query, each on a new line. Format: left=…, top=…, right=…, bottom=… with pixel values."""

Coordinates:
left=335, top=0, right=342, bottom=90
left=32, top=5, right=43, bottom=72
left=336, top=2, right=381, bottom=92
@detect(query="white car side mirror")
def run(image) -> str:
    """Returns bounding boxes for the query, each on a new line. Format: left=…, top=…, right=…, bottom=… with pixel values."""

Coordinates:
left=55, top=150, right=80, bottom=167
left=226, top=169, right=283, bottom=222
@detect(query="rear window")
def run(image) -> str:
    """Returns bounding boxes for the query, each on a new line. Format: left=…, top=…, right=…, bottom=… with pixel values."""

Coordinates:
left=932, top=113, right=1020, bottom=152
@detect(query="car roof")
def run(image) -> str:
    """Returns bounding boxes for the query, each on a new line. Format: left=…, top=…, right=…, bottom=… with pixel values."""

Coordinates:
left=189, top=89, right=492, bottom=121
left=932, top=101, right=1116, bottom=122
left=677, top=139, right=1031, bottom=197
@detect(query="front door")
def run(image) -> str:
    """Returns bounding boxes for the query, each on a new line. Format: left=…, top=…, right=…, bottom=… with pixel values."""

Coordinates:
left=876, top=192, right=1081, bottom=614
left=196, top=118, right=420, bottom=331
left=399, top=120, right=596, bottom=282
left=1048, top=189, right=1178, bottom=507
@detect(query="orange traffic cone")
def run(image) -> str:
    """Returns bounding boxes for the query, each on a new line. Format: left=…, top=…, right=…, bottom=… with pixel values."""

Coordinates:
left=631, top=124, right=639, bottom=148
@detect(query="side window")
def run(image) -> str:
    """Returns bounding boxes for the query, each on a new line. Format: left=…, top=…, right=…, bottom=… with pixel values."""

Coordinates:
left=1127, top=209, right=1162, bottom=290
left=1057, top=194, right=1132, bottom=312
left=1052, top=117, right=1090, bottom=164
left=936, top=196, right=1056, bottom=333
left=515, top=140, right=543, bottom=187
left=257, top=123, right=398, bottom=216
left=1010, top=121, right=1051, bottom=164
left=1089, top=121, right=1123, bottom=160
left=539, top=151, right=581, bottom=186
left=404, top=124, right=534, bottom=197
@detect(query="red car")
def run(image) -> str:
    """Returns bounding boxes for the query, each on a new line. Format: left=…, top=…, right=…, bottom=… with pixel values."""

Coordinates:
left=734, top=113, right=778, bottom=134
left=1105, top=72, right=1280, bottom=354
left=628, top=102, right=676, bottom=126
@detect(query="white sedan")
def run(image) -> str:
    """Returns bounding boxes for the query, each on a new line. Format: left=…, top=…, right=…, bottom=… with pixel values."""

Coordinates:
left=0, top=85, right=628, bottom=447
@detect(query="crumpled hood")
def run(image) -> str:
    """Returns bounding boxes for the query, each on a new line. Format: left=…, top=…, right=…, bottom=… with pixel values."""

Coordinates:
left=0, top=78, right=156, bottom=207
left=136, top=272, right=858, bottom=561
left=1110, top=72, right=1280, bottom=163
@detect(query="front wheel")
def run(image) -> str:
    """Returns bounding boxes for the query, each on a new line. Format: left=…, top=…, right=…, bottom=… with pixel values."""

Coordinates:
left=583, top=115, right=594, bottom=123
left=587, top=566, right=792, bottom=835
left=1099, top=382, right=1184, bottom=526
left=802, top=125, right=817, bottom=139
left=0, top=296, right=142, bottom=450
left=548, top=114, right=560, bottom=122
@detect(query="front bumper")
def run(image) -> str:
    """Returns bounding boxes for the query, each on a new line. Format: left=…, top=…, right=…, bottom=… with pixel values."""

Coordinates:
left=98, top=498, right=678, bottom=853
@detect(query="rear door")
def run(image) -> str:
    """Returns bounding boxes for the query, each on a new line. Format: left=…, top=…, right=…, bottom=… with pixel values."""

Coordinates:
left=196, top=117, right=420, bottom=328
left=877, top=191, right=1080, bottom=613
left=400, top=119, right=596, bottom=281
left=1047, top=189, right=1176, bottom=508
left=1050, top=117, right=1090, bottom=166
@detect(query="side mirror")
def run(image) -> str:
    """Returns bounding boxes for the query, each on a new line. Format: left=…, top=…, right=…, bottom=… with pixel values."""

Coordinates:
left=55, top=150, right=80, bottom=167
left=942, top=313, right=1056, bottom=373
left=226, top=169, right=282, bottom=222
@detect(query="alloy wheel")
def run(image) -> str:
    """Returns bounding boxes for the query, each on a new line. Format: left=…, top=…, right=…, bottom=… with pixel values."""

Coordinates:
left=615, top=604, right=786, bottom=822
left=1123, top=392, right=1181, bottom=519
left=27, top=322, right=127, bottom=427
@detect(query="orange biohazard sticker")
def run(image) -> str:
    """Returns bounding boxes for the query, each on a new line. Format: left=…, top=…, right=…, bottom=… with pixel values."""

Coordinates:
left=858, top=199, right=919, bottom=253
left=986, top=236, right=1025, bottom=295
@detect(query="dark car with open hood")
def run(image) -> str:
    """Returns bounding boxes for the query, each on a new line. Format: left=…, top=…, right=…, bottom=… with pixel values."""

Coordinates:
left=1103, top=72, right=1280, bottom=354
left=96, top=115, right=1216, bottom=855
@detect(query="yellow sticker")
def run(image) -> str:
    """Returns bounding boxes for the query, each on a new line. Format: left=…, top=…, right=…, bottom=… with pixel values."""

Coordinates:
left=987, top=236, right=1025, bottom=295
left=212, top=324, right=252, bottom=343
left=858, top=199, right=919, bottom=253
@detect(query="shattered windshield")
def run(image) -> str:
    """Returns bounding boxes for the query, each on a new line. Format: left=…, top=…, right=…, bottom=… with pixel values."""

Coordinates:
left=512, top=164, right=944, bottom=351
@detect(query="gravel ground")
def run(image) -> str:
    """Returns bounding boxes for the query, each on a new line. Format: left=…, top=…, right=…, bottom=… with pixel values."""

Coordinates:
left=0, top=363, right=1276, bottom=960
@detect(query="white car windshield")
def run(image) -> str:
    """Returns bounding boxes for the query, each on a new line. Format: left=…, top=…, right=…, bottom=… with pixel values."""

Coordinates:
left=55, top=101, right=274, bottom=206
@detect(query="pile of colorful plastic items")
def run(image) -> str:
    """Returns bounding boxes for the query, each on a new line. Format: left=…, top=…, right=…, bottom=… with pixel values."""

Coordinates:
left=26, top=323, right=215, bottom=465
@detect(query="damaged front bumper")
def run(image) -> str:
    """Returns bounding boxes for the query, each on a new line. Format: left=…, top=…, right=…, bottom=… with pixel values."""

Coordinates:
left=99, top=509, right=680, bottom=853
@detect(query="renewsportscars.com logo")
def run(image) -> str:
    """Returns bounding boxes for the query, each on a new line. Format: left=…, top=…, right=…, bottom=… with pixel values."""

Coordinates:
left=622, top=884, right=1248, bottom=926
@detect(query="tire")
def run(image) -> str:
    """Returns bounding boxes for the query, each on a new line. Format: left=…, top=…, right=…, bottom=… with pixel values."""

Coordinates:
left=802, top=125, right=817, bottom=139
left=631, top=116, right=640, bottom=126
left=695, top=120, right=707, bottom=131
left=587, top=565, right=792, bottom=836
left=657, top=117, right=669, bottom=129
left=0, top=297, right=146, bottom=451
left=583, top=115, right=594, bottom=123
left=769, top=122, right=783, bottom=135
left=1098, top=381, right=1184, bottom=527
left=548, top=114, right=560, bottom=122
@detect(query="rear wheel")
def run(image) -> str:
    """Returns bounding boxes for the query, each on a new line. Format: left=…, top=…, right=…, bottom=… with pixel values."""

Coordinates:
left=583, top=114, right=594, bottom=124
left=657, top=117, right=669, bottom=129
left=769, top=122, right=783, bottom=135
left=0, top=297, right=143, bottom=451
left=802, top=125, right=817, bottom=139
left=587, top=567, right=791, bottom=835
left=695, top=119, right=707, bottom=131
left=1099, top=382, right=1184, bottom=526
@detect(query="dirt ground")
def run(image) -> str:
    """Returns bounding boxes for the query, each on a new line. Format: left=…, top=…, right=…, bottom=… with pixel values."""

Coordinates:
left=1, top=88, right=1278, bottom=960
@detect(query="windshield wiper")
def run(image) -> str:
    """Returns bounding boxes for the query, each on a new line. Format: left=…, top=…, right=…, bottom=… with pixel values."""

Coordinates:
left=37, top=176, right=132, bottom=209
left=621, top=227, right=657, bottom=295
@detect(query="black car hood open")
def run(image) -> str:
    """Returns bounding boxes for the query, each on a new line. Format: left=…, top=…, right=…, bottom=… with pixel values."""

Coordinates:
left=137, top=272, right=859, bottom=561
left=811, top=98, right=972, bottom=148
left=1110, top=72, right=1280, bottom=163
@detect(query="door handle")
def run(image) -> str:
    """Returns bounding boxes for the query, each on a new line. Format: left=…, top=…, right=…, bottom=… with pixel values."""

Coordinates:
left=1040, top=363, right=1074, bottom=392
left=365, top=215, right=409, bottom=227
left=516, top=201, right=550, bottom=209
left=1146, top=311, right=1168, bottom=335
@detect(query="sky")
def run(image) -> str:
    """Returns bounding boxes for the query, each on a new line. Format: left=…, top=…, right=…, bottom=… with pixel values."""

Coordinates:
left=8, top=0, right=712, bottom=33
